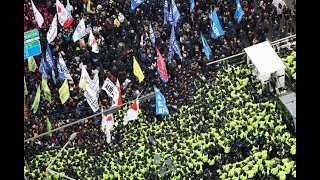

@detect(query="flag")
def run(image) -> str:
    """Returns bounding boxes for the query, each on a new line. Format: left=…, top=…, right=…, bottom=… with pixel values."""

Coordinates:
left=133, top=56, right=145, bottom=83
left=47, top=14, right=58, bottom=43
left=154, top=87, right=169, bottom=115
left=45, top=44, right=55, bottom=70
left=190, top=0, right=195, bottom=13
left=170, top=0, right=180, bottom=27
left=114, top=79, right=123, bottom=106
left=72, top=18, right=88, bottom=42
left=84, top=85, right=99, bottom=112
left=131, top=0, right=145, bottom=11
left=79, top=65, right=90, bottom=91
left=86, top=70, right=100, bottom=98
left=168, top=26, right=184, bottom=63
left=87, top=0, right=95, bottom=14
left=41, top=75, right=52, bottom=104
left=234, top=0, right=244, bottom=23
left=30, top=0, right=44, bottom=28
left=123, top=99, right=139, bottom=126
left=149, top=23, right=156, bottom=48
left=51, top=69, right=57, bottom=85
left=56, top=61, right=65, bottom=81
left=24, top=77, right=28, bottom=96
left=101, top=109, right=114, bottom=143
left=155, top=46, right=169, bottom=83
left=31, top=85, right=41, bottom=114
left=39, top=57, right=49, bottom=79
left=56, top=0, right=74, bottom=28
left=200, top=33, right=212, bottom=60
left=88, top=30, right=99, bottom=53
left=46, top=117, right=52, bottom=136
left=58, top=53, right=74, bottom=84
left=163, top=0, right=169, bottom=25
left=28, top=57, right=37, bottom=72
left=168, top=0, right=173, bottom=24
left=211, top=8, right=225, bottom=39
left=58, top=79, right=70, bottom=104
left=66, top=0, right=74, bottom=12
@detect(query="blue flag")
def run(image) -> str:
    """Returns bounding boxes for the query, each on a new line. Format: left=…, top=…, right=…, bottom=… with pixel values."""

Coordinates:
left=167, top=26, right=184, bottom=63
left=211, top=9, right=225, bottom=39
left=57, top=61, right=65, bottom=81
left=149, top=23, right=156, bottom=48
left=200, top=33, right=212, bottom=60
left=234, top=0, right=244, bottom=23
left=45, top=44, right=55, bottom=70
left=163, top=0, right=169, bottom=25
left=39, top=57, right=49, bottom=79
left=190, top=0, right=195, bottom=13
left=170, top=0, right=180, bottom=27
left=154, top=86, right=169, bottom=115
left=51, top=69, right=57, bottom=85
left=131, top=0, right=145, bottom=11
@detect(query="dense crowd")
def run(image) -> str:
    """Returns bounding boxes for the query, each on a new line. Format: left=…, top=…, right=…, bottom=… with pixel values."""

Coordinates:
left=24, top=0, right=296, bottom=179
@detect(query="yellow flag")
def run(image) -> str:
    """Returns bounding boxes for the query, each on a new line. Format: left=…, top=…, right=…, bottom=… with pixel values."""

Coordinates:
left=59, top=79, right=70, bottom=104
left=41, top=76, right=52, bottom=104
left=133, top=56, right=145, bottom=83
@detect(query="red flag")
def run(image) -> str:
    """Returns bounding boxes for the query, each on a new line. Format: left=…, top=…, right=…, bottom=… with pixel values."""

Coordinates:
left=155, top=46, right=169, bottom=82
left=116, top=79, right=123, bottom=106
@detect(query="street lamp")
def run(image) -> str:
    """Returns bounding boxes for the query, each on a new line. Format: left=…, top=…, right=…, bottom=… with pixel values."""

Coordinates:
left=46, top=132, right=78, bottom=180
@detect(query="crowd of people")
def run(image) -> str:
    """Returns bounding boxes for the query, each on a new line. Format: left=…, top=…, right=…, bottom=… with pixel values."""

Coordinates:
left=24, top=0, right=296, bottom=179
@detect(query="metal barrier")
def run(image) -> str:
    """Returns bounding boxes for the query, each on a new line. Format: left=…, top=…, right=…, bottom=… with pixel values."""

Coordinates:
left=206, top=34, right=296, bottom=66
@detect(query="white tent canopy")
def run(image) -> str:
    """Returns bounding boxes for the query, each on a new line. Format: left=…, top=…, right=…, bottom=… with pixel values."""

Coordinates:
left=245, top=41, right=286, bottom=89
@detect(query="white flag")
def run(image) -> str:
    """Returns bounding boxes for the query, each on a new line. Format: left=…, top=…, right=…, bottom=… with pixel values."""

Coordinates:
left=31, top=0, right=44, bottom=28
left=66, top=0, right=74, bottom=12
left=56, top=0, right=74, bottom=28
left=79, top=65, right=90, bottom=90
left=72, top=18, right=88, bottom=42
left=58, top=53, right=74, bottom=84
left=86, top=70, right=100, bottom=98
left=123, top=99, right=139, bottom=126
left=102, top=78, right=118, bottom=99
left=46, top=14, right=58, bottom=43
left=88, top=30, right=99, bottom=53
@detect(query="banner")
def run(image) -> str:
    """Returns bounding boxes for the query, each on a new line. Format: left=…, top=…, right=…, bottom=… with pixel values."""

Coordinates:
left=72, top=18, right=89, bottom=42
left=234, top=0, right=244, bottom=23
left=170, top=0, right=180, bottom=27
left=31, top=0, right=44, bottom=28
left=131, top=0, right=145, bottom=11
left=211, top=8, right=225, bottom=39
left=200, top=33, right=212, bottom=60
left=154, top=87, right=169, bottom=115
left=39, top=57, right=49, bottom=79
left=133, top=56, right=145, bottom=83
left=56, top=0, right=74, bottom=28
left=58, top=53, right=74, bottom=84
left=59, top=79, right=70, bottom=104
left=56, top=61, right=65, bottom=81
left=155, top=46, right=169, bottom=83
left=28, top=57, right=37, bottom=72
left=31, top=85, right=41, bottom=113
left=84, top=85, right=99, bottom=112
left=41, top=76, right=52, bottom=104
left=149, top=23, right=156, bottom=48
left=88, top=30, right=99, bottom=53
left=102, top=77, right=118, bottom=99
left=190, top=0, right=195, bottom=13
left=45, top=44, right=55, bottom=70
left=47, top=14, right=58, bottom=43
